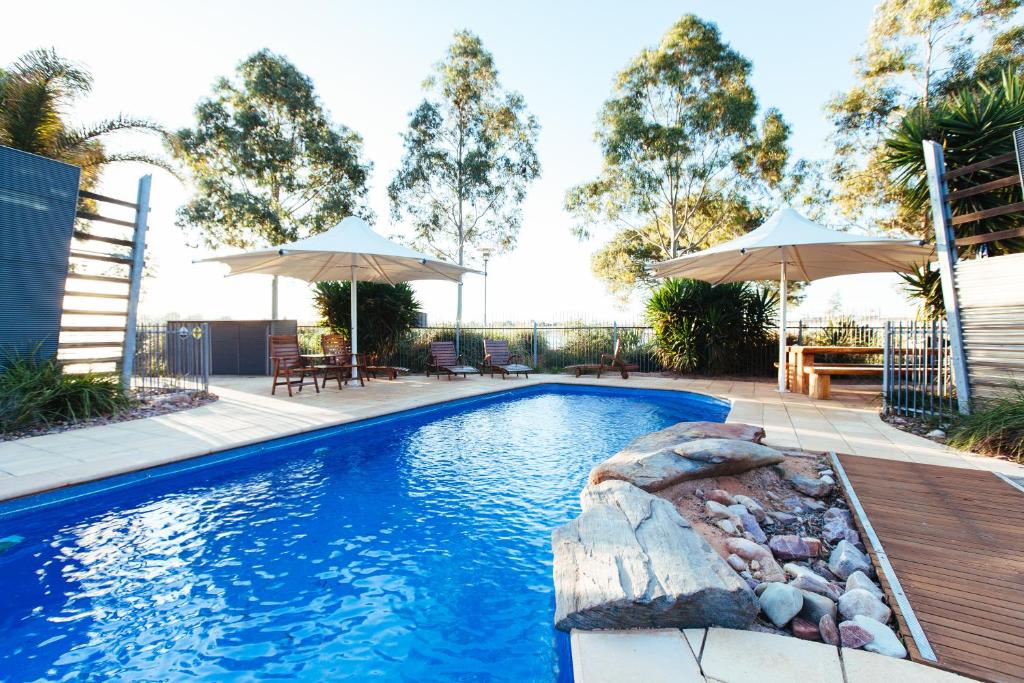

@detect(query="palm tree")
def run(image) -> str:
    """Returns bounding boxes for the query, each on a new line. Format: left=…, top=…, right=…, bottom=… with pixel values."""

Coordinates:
left=0, top=48, right=175, bottom=189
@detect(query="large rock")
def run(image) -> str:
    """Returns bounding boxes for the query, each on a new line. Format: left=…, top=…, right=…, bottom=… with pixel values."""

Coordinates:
left=588, top=422, right=779, bottom=492
left=828, top=540, right=872, bottom=580
left=838, top=588, right=892, bottom=623
left=854, top=615, right=908, bottom=658
left=799, top=590, right=837, bottom=624
left=768, top=535, right=820, bottom=561
left=846, top=571, right=883, bottom=599
left=758, top=582, right=804, bottom=627
left=552, top=480, right=758, bottom=631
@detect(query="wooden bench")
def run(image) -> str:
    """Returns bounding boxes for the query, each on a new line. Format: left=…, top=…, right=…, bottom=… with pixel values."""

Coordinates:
left=803, top=364, right=882, bottom=399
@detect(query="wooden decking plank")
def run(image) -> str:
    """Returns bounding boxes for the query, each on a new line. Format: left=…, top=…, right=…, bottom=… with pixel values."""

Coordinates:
left=837, top=453, right=1024, bottom=683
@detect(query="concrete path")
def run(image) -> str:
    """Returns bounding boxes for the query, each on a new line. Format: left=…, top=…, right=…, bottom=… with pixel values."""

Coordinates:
left=571, top=627, right=973, bottom=682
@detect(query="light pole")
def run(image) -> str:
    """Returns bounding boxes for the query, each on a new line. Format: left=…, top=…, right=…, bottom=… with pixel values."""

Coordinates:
left=481, top=248, right=492, bottom=327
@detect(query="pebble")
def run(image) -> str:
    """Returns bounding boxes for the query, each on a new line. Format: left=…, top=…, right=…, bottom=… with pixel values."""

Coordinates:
left=790, top=616, right=821, bottom=641
left=824, top=507, right=853, bottom=526
left=706, top=489, right=735, bottom=506
left=716, top=519, right=739, bottom=535
left=737, top=511, right=767, bottom=544
left=798, top=589, right=838, bottom=624
left=759, top=582, right=804, bottom=627
left=828, top=540, right=872, bottom=580
left=854, top=615, right=907, bottom=658
left=821, top=519, right=849, bottom=544
left=803, top=499, right=826, bottom=512
left=838, top=588, right=892, bottom=623
left=734, top=494, right=767, bottom=521
left=838, top=620, right=874, bottom=649
left=846, top=570, right=883, bottom=599
left=811, top=560, right=838, bottom=581
left=819, top=614, right=840, bottom=646
left=706, top=500, right=737, bottom=520
left=725, top=537, right=771, bottom=561
left=819, top=475, right=835, bottom=486
left=818, top=469, right=835, bottom=478
left=789, top=474, right=832, bottom=498
left=769, top=511, right=798, bottom=525
left=925, top=429, right=946, bottom=440
left=791, top=574, right=842, bottom=602
left=768, top=535, right=820, bottom=561
left=727, top=553, right=748, bottom=572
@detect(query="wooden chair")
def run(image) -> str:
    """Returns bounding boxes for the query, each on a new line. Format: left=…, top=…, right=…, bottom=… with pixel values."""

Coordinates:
left=427, top=341, right=481, bottom=380
left=482, top=339, right=533, bottom=379
left=321, top=334, right=367, bottom=387
left=564, top=338, right=639, bottom=379
left=269, top=335, right=319, bottom=396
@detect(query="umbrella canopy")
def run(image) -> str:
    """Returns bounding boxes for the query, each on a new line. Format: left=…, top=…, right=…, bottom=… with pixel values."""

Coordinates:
left=196, top=216, right=475, bottom=284
left=649, top=208, right=934, bottom=392
left=197, top=217, right=478, bottom=378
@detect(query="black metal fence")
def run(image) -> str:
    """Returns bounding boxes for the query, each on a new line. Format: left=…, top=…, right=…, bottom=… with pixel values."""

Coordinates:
left=130, top=323, right=210, bottom=394
left=883, top=321, right=956, bottom=419
left=297, top=318, right=896, bottom=377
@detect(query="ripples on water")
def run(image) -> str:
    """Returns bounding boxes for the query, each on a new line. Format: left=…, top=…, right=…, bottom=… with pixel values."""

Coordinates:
left=0, top=386, right=726, bottom=682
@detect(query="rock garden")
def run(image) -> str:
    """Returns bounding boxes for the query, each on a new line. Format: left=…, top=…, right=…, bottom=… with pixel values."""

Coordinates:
left=552, top=419, right=908, bottom=660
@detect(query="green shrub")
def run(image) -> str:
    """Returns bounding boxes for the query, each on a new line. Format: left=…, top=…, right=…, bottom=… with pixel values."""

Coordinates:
left=0, top=353, right=130, bottom=433
left=313, top=281, right=422, bottom=361
left=948, top=390, right=1024, bottom=463
left=646, top=278, right=778, bottom=376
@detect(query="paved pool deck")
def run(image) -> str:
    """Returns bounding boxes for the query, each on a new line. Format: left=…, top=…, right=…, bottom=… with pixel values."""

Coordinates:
left=0, top=372, right=1013, bottom=682
left=1, top=373, right=1019, bottom=502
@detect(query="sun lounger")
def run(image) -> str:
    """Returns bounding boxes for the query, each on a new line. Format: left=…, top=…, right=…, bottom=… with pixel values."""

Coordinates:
left=428, top=341, right=481, bottom=380
left=269, top=335, right=319, bottom=396
left=364, top=353, right=408, bottom=380
left=482, top=339, right=533, bottom=379
left=564, top=339, right=639, bottom=379
left=320, top=334, right=367, bottom=387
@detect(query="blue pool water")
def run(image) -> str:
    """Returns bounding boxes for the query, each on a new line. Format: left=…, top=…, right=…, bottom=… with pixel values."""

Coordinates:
left=0, top=384, right=727, bottom=682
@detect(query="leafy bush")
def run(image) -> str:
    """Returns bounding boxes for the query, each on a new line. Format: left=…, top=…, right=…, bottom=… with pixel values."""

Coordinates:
left=313, top=281, right=422, bottom=361
left=0, top=353, right=130, bottom=433
left=646, top=278, right=778, bottom=376
left=948, top=390, right=1024, bottom=463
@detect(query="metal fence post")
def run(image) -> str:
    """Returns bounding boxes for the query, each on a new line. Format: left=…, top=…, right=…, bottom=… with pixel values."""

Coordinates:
left=882, top=321, right=891, bottom=414
left=532, top=320, right=538, bottom=367
left=923, top=141, right=970, bottom=414
left=612, top=321, right=618, bottom=350
left=120, top=174, right=151, bottom=390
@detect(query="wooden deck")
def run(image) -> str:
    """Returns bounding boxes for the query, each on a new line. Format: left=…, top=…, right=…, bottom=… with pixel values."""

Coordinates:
left=836, top=454, right=1024, bottom=683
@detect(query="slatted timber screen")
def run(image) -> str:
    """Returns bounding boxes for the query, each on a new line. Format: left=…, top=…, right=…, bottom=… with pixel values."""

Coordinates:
left=0, top=146, right=81, bottom=370
left=58, top=181, right=148, bottom=377
left=937, top=131, right=1024, bottom=404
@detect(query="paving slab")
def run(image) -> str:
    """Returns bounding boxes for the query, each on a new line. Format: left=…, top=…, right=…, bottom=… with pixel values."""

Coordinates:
left=842, top=648, right=974, bottom=682
left=700, top=628, right=844, bottom=683
left=570, top=629, right=704, bottom=683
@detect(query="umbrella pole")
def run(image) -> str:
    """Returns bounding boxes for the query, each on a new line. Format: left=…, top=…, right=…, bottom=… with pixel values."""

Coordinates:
left=778, top=259, right=788, bottom=393
left=350, top=265, right=359, bottom=383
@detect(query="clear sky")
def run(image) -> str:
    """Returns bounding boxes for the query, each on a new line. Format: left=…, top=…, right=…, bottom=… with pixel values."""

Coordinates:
left=3, top=0, right=917, bottom=324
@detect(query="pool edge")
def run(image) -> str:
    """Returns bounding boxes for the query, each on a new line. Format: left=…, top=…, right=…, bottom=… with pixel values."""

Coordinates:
left=0, top=378, right=733, bottom=507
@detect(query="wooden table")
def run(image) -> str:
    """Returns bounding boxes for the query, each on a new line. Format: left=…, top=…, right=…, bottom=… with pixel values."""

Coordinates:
left=786, top=345, right=883, bottom=394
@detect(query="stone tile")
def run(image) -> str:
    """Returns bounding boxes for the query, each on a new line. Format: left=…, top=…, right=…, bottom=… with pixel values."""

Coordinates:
left=570, top=629, right=705, bottom=683
left=701, top=628, right=844, bottom=683
left=842, top=648, right=972, bottom=682
left=683, top=628, right=706, bottom=660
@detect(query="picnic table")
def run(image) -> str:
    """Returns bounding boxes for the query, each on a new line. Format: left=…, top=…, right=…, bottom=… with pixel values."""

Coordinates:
left=786, top=345, right=883, bottom=398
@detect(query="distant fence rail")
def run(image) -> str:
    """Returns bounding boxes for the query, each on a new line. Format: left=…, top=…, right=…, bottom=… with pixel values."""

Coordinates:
left=130, top=323, right=210, bottom=394
left=883, top=321, right=957, bottom=420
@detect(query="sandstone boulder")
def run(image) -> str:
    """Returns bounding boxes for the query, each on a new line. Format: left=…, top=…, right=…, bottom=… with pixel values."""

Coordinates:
left=589, top=422, right=779, bottom=492
left=552, top=480, right=758, bottom=631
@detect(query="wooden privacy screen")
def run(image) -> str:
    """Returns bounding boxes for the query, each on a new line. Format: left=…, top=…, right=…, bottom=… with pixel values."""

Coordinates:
left=955, top=252, right=1024, bottom=402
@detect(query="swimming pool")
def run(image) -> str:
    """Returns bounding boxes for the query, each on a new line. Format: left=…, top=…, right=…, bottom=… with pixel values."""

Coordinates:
left=0, top=384, right=728, bottom=681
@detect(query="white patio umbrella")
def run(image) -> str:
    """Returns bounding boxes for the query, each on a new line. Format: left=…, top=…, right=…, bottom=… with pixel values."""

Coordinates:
left=196, top=216, right=478, bottom=379
left=649, top=208, right=933, bottom=392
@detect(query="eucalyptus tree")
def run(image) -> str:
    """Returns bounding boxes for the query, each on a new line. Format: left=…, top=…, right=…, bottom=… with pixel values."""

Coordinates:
left=827, top=0, right=1023, bottom=235
left=0, top=48, right=173, bottom=189
left=389, top=30, right=540, bottom=340
left=171, top=49, right=372, bottom=317
left=565, top=15, right=792, bottom=297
